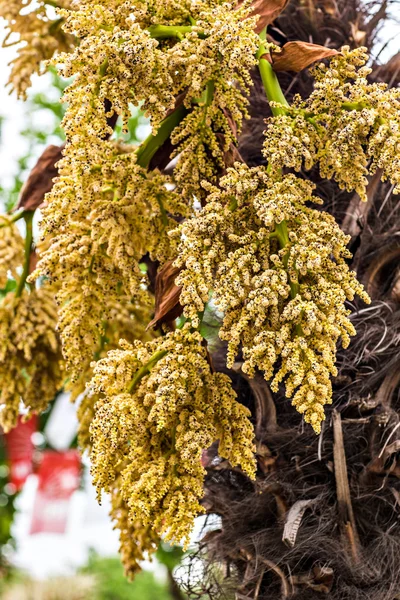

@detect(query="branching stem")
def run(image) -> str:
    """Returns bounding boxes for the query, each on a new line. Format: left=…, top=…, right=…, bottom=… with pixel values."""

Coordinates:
left=0, top=210, right=27, bottom=228
left=15, top=212, right=34, bottom=299
left=128, top=350, right=168, bottom=393
left=136, top=105, right=188, bottom=168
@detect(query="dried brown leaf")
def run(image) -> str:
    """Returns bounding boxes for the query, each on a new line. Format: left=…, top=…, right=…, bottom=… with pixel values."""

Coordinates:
left=374, top=368, right=400, bottom=410
left=237, top=0, right=289, bottom=33
left=333, top=410, right=361, bottom=563
left=147, top=260, right=182, bottom=329
left=272, top=41, right=339, bottom=72
left=291, top=565, right=334, bottom=594
left=350, top=20, right=367, bottom=45
left=17, top=144, right=64, bottom=211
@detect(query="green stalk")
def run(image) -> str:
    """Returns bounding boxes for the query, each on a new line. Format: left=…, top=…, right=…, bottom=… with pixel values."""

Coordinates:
left=136, top=105, right=188, bottom=168
left=128, top=350, right=168, bottom=393
left=256, top=46, right=300, bottom=301
left=15, top=212, right=34, bottom=299
left=257, top=51, right=289, bottom=117
left=156, top=195, right=169, bottom=226
left=201, top=80, right=215, bottom=126
left=148, top=24, right=206, bottom=40
left=0, top=210, right=27, bottom=229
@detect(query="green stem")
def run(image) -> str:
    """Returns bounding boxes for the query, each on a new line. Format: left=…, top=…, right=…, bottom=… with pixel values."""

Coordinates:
left=99, top=58, right=109, bottom=78
left=156, top=195, right=169, bottom=226
left=128, top=349, right=168, bottom=393
left=148, top=25, right=205, bottom=40
left=15, top=212, right=34, bottom=299
left=257, top=48, right=289, bottom=117
left=136, top=105, right=188, bottom=168
left=256, top=45, right=299, bottom=300
left=341, top=101, right=367, bottom=111
left=93, top=58, right=109, bottom=103
left=164, top=426, right=176, bottom=459
left=201, top=80, right=215, bottom=126
left=202, top=80, right=215, bottom=108
left=0, top=210, right=27, bottom=228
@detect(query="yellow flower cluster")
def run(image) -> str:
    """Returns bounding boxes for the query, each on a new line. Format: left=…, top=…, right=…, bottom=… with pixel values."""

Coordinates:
left=59, top=1, right=174, bottom=129
left=174, top=166, right=370, bottom=432
left=263, top=46, right=400, bottom=200
left=0, top=217, right=24, bottom=288
left=0, top=287, right=63, bottom=432
left=35, top=141, right=188, bottom=380
left=110, top=477, right=160, bottom=578
left=54, top=0, right=259, bottom=201
left=89, top=326, right=255, bottom=550
left=32, top=0, right=203, bottom=380
left=0, top=0, right=75, bottom=98
left=74, top=298, right=155, bottom=451
left=167, top=2, right=259, bottom=198
left=123, top=0, right=193, bottom=28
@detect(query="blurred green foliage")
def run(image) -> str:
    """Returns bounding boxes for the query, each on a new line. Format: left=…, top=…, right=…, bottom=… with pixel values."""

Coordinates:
left=81, top=554, right=175, bottom=600
left=156, top=542, right=185, bottom=572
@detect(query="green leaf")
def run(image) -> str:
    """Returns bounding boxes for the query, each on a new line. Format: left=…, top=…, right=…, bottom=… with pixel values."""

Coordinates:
left=0, top=280, right=17, bottom=300
left=199, top=297, right=224, bottom=353
left=156, top=542, right=185, bottom=571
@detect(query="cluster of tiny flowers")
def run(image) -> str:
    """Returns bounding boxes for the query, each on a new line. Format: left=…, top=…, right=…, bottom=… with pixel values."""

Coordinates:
left=88, top=325, right=255, bottom=558
left=109, top=476, right=160, bottom=578
left=74, top=298, right=155, bottom=452
left=174, top=165, right=370, bottom=432
left=263, top=46, right=400, bottom=200
left=168, top=2, right=259, bottom=198
left=32, top=0, right=204, bottom=379
left=34, top=139, right=189, bottom=380
left=58, top=0, right=175, bottom=128
left=0, top=287, right=63, bottom=431
left=0, top=217, right=24, bottom=288
left=123, top=0, right=193, bottom=27
left=55, top=0, right=259, bottom=199
left=0, top=0, right=75, bottom=98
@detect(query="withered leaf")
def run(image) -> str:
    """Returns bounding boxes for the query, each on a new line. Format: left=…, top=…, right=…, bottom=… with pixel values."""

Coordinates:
left=350, top=20, right=367, bottom=45
left=272, top=41, right=339, bottom=72
left=236, top=0, right=289, bottom=33
left=364, top=246, right=400, bottom=300
left=291, top=565, right=334, bottom=594
left=147, top=260, right=182, bottom=329
left=18, top=144, right=64, bottom=211
left=250, top=0, right=289, bottom=32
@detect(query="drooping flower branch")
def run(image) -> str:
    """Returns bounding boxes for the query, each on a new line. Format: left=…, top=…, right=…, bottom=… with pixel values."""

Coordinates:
left=1, top=0, right=399, bottom=579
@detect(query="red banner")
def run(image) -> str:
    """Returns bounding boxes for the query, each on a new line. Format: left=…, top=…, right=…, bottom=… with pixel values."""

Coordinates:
left=30, top=450, right=81, bottom=535
left=4, top=416, right=37, bottom=491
